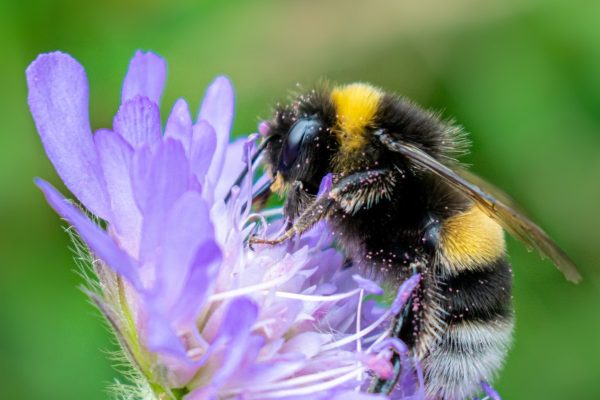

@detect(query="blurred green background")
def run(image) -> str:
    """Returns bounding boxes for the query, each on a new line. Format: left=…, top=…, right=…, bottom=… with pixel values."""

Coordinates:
left=1, top=0, right=599, bottom=398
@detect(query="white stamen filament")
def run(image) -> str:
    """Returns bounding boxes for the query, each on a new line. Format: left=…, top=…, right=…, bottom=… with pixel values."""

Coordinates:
left=244, top=213, right=269, bottom=236
left=246, top=367, right=365, bottom=399
left=272, top=288, right=361, bottom=302
left=321, top=302, right=396, bottom=352
left=356, top=289, right=364, bottom=353
left=209, top=272, right=296, bottom=302
left=355, top=289, right=364, bottom=384
left=366, top=327, right=392, bottom=351
left=259, top=207, right=284, bottom=218
left=224, top=364, right=359, bottom=396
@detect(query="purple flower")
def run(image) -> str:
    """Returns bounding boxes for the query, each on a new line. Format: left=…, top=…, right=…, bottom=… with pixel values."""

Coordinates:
left=28, top=50, right=425, bottom=399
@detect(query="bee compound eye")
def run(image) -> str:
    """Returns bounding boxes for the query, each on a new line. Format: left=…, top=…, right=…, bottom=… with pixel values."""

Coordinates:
left=281, top=118, right=322, bottom=170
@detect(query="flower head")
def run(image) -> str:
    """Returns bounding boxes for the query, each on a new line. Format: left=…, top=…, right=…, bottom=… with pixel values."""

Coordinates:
left=27, top=51, right=424, bottom=399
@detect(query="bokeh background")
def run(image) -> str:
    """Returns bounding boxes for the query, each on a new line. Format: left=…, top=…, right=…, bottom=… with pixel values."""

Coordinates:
left=1, top=0, right=599, bottom=399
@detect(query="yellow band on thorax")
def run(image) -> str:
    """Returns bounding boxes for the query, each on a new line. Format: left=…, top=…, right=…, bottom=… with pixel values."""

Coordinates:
left=330, top=83, right=382, bottom=154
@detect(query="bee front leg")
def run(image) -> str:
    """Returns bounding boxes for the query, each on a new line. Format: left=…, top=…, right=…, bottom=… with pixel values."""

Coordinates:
left=249, top=169, right=396, bottom=246
left=248, top=194, right=334, bottom=246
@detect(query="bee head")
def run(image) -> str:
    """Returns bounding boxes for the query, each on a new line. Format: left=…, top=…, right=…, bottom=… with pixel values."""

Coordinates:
left=263, top=89, right=338, bottom=199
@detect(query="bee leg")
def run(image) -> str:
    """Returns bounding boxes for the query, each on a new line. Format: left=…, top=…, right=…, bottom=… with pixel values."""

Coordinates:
left=369, top=297, right=414, bottom=395
left=328, top=169, right=397, bottom=215
left=250, top=169, right=396, bottom=246
left=248, top=194, right=335, bottom=246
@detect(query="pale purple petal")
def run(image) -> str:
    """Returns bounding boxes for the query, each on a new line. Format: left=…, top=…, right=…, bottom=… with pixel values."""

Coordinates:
left=233, top=355, right=305, bottom=389
left=317, top=173, right=334, bottom=198
left=211, top=298, right=258, bottom=387
left=129, top=146, right=152, bottom=212
left=169, top=241, right=221, bottom=328
left=391, top=274, right=421, bottom=314
left=185, top=387, right=213, bottom=400
left=197, top=76, right=234, bottom=185
left=281, top=332, right=327, bottom=358
left=190, top=121, right=217, bottom=182
left=165, top=98, right=193, bottom=152
left=121, top=50, right=167, bottom=106
left=213, top=138, right=246, bottom=201
left=36, top=179, right=141, bottom=289
left=330, top=391, right=387, bottom=400
left=481, top=381, right=502, bottom=400
left=280, top=390, right=387, bottom=400
left=135, top=140, right=191, bottom=264
left=352, top=275, right=384, bottom=295
left=144, top=307, right=186, bottom=356
left=113, top=96, right=162, bottom=148
left=26, top=52, right=109, bottom=218
left=94, top=129, right=141, bottom=256
left=372, top=338, right=408, bottom=355
left=153, top=191, right=214, bottom=310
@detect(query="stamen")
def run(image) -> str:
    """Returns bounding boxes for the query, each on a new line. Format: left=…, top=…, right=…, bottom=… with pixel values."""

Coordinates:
left=321, top=274, right=420, bottom=352
left=209, top=274, right=295, bottom=302
left=248, top=369, right=365, bottom=399
left=244, top=213, right=269, bottom=237
left=272, top=288, right=361, bottom=302
left=355, top=289, right=364, bottom=383
left=320, top=305, right=394, bottom=351
left=356, top=289, right=364, bottom=353
left=221, top=364, right=359, bottom=397
left=260, top=207, right=284, bottom=218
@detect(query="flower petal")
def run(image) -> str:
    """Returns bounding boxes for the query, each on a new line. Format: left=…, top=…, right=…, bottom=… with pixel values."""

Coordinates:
left=197, top=76, right=234, bottom=185
left=190, top=121, right=217, bottom=182
left=165, top=98, right=193, bottom=153
left=35, top=179, right=141, bottom=289
left=352, top=275, right=384, bottom=295
left=113, top=96, right=162, bottom=149
left=94, top=129, right=141, bottom=256
left=317, top=173, right=334, bottom=198
left=144, top=307, right=186, bottom=356
left=26, top=52, right=109, bottom=218
left=169, top=241, right=221, bottom=329
left=153, top=191, right=216, bottom=312
left=211, top=298, right=258, bottom=387
left=481, top=381, right=502, bottom=400
left=281, top=332, right=327, bottom=358
left=330, top=392, right=387, bottom=400
left=134, top=139, right=191, bottom=264
left=391, top=274, right=421, bottom=314
left=213, top=138, right=246, bottom=201
left=121, top=50, right=167, bottom=106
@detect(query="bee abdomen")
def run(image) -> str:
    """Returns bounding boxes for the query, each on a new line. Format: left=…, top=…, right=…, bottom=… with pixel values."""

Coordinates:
left=424, top=258, right=514, bottom=400
left=443, top=258, right=513, bottom=322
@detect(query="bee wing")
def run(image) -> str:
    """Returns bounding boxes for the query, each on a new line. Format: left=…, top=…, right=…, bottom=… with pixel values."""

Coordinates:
left=378, top=134, right=581, bottom=283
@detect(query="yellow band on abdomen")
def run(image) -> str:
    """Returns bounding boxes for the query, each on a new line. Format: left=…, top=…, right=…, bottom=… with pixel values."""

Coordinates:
left=440, top=205, right=506, bottom=273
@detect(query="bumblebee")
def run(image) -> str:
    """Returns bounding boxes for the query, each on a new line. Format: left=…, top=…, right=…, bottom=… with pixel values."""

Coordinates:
left=246, top=83, right=581, bottom=399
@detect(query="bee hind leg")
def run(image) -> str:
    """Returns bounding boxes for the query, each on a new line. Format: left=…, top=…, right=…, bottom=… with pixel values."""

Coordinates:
left=369, top=297, right=414, bottom=395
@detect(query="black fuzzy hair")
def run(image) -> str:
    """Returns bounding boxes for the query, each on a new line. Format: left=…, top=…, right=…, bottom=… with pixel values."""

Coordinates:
left=375, top=93, right=469, bottom=163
